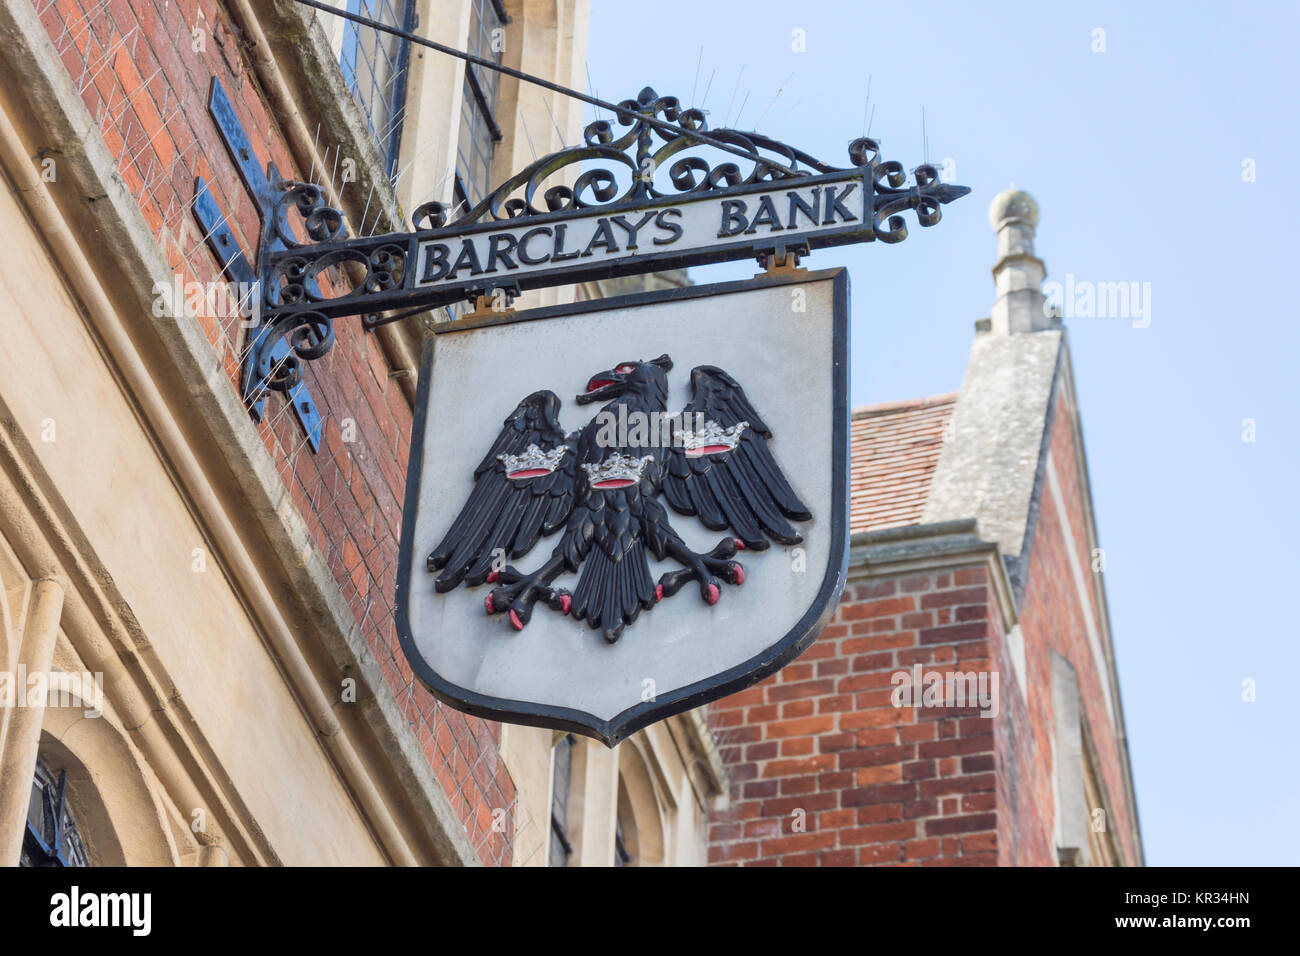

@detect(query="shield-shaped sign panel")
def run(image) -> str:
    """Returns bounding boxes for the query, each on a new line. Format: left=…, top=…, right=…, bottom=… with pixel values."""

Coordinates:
left=396, top=267, right=849, bottom=745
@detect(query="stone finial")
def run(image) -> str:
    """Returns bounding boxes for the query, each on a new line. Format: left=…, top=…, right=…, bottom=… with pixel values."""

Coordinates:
left=989, top=188, right=1038, bottom=229
left=988, top=187, right=1052, bottom=334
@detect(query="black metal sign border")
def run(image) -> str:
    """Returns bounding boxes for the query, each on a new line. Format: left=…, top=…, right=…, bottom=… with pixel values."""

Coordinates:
left=393, top=266, right=850, bottom=747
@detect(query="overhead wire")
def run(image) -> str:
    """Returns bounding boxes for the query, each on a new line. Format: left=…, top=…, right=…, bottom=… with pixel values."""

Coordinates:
left=290, top=0, right=802, bottom=177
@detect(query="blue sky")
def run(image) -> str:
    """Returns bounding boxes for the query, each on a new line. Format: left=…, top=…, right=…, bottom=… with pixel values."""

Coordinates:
left=584, top=0, right=1300, bottom=865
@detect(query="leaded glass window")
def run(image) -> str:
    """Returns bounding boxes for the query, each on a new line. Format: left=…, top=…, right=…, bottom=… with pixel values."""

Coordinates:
left=454, top=0, right=508, bottom=212
left=549, top=733, right=574, bottom=867
left=20, top=762, right=89, bottom=868
left=339, top=0, right=417, bottom=175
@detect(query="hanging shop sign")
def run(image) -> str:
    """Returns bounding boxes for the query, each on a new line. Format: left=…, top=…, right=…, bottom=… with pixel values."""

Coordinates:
left=242, top=85, right=969, bottom=742
left=396, top=269, right=848, bottom=745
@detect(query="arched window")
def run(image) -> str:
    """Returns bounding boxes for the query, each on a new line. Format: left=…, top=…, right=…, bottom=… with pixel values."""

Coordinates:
left=20, top=761, right=90, bottom=867
left=615, top=742, right=666, bottom=866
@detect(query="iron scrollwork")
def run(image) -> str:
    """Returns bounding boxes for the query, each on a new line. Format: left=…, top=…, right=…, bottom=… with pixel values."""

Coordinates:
left=410, top=86, right=967, bottom=234
left=248, top=86, right=969, bottom=400
left=249, top=182, right=409, bottom=397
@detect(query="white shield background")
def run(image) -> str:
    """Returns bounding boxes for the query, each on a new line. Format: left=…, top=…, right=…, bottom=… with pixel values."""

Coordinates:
left=396, top=268, right=849, bottom=745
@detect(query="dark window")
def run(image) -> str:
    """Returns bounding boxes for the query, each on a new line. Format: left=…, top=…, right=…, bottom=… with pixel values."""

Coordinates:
left=339, top=0, right=417, bottom=175
left=21, top=762, right=89, bottom=868
left=454, top=0, right=508, bottom=212
left=615, top=778, right=636, bottom=866
left=614, top=817, right=631, bottom=867
left=549, top=733, right=574, bottom=867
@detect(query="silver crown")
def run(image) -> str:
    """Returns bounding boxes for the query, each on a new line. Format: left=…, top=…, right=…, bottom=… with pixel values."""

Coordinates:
left=581, top=453, right=654, bottom=487
left=680, top=419, right=748, bottom=457
left=497, top=443, right=567, bottom=479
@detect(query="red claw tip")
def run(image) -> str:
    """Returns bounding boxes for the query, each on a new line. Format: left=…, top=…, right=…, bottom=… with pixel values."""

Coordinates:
left=560, top=595, right=572, bottom=614
left=706, top=583, right=720, bottom=605
left=484, top=594, right=495, bottom=613
left=733, top=538, right=746, bottom=550
left=655, top=583, right=664, bottom=602
left=733, top=563, right=745, bottom=585
left=509, top=610, right=524, bottom=630
left=486, top=569, right=499, bottom=583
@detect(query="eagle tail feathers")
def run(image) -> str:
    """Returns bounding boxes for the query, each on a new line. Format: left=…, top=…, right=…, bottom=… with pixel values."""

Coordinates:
left=571, top=539, right=657, bottom=643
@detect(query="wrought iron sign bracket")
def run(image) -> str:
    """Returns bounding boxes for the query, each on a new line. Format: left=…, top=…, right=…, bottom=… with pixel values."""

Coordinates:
left=249, top=86, right=970, bottom=400
left=200, top=78, right=324, bottom=451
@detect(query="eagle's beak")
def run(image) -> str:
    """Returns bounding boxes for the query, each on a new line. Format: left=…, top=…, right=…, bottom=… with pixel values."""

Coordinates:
left=576, top=368, right=625, bottom=404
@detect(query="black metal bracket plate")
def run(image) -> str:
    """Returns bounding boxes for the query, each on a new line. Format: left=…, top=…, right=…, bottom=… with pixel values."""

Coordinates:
left=203, top=77, right=323, bottom=451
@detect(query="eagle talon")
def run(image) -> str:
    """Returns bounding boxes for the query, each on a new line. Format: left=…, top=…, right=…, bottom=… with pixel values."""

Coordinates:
left=708, top=538, right=740, bottom=560
left=507, top=597, right=538, bottom=629
left=487, top=569, right=572, bottom=628
left=657, top=536, right=746, bottom=607
left=544, top=588, right=573, bottom=615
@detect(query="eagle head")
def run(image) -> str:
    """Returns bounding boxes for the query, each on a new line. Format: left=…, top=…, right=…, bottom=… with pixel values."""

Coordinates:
left=576, top=353, right=673, bottom=404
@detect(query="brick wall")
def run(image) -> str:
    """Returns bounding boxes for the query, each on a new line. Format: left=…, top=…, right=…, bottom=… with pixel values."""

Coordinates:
left=35, top=0, right=513, bottom=864
left=1011, top=390, right=1137, bottom=865
left=706, top=389, right=1140, bottom=869
left=991, top=587, right=1051, bottom=866
left=707, top=568, right=1001, bottom=866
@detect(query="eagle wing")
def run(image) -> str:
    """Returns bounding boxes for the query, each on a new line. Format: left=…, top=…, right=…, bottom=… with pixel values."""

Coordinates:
left=426, top=390, right=577, bottom=591
left=663, top=366, right=812, bottom=550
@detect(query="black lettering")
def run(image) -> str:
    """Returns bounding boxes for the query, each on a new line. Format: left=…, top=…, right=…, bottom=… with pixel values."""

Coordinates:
left=581, top=218, right=620, bottom=257
left=744, top=195, right=782, bottom=234
left=787, top=188, right=820, bottom=229
left=518, top=226, right=552, bottom=265
left=552, top=223, right=580, bottom=261
left=823, top=183, right=859, bottom=225
left=448, top=240, right=484, bottom=278
left=717, top=200, right=749, bottom=237
left=609, top=211, right=657, bottom=250
left=486, top=233, right=519, bottom=272
left=653, top=208, right=684, bottom=245
left=421, top=243, right=452, bottom=282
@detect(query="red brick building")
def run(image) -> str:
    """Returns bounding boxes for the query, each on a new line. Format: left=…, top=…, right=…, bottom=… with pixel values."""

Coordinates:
left=706, top=190, right=1143, bottom=867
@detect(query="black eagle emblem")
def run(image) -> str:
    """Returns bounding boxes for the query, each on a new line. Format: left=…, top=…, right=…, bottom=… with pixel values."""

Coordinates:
left=427, top=354, right=811, bottom=644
